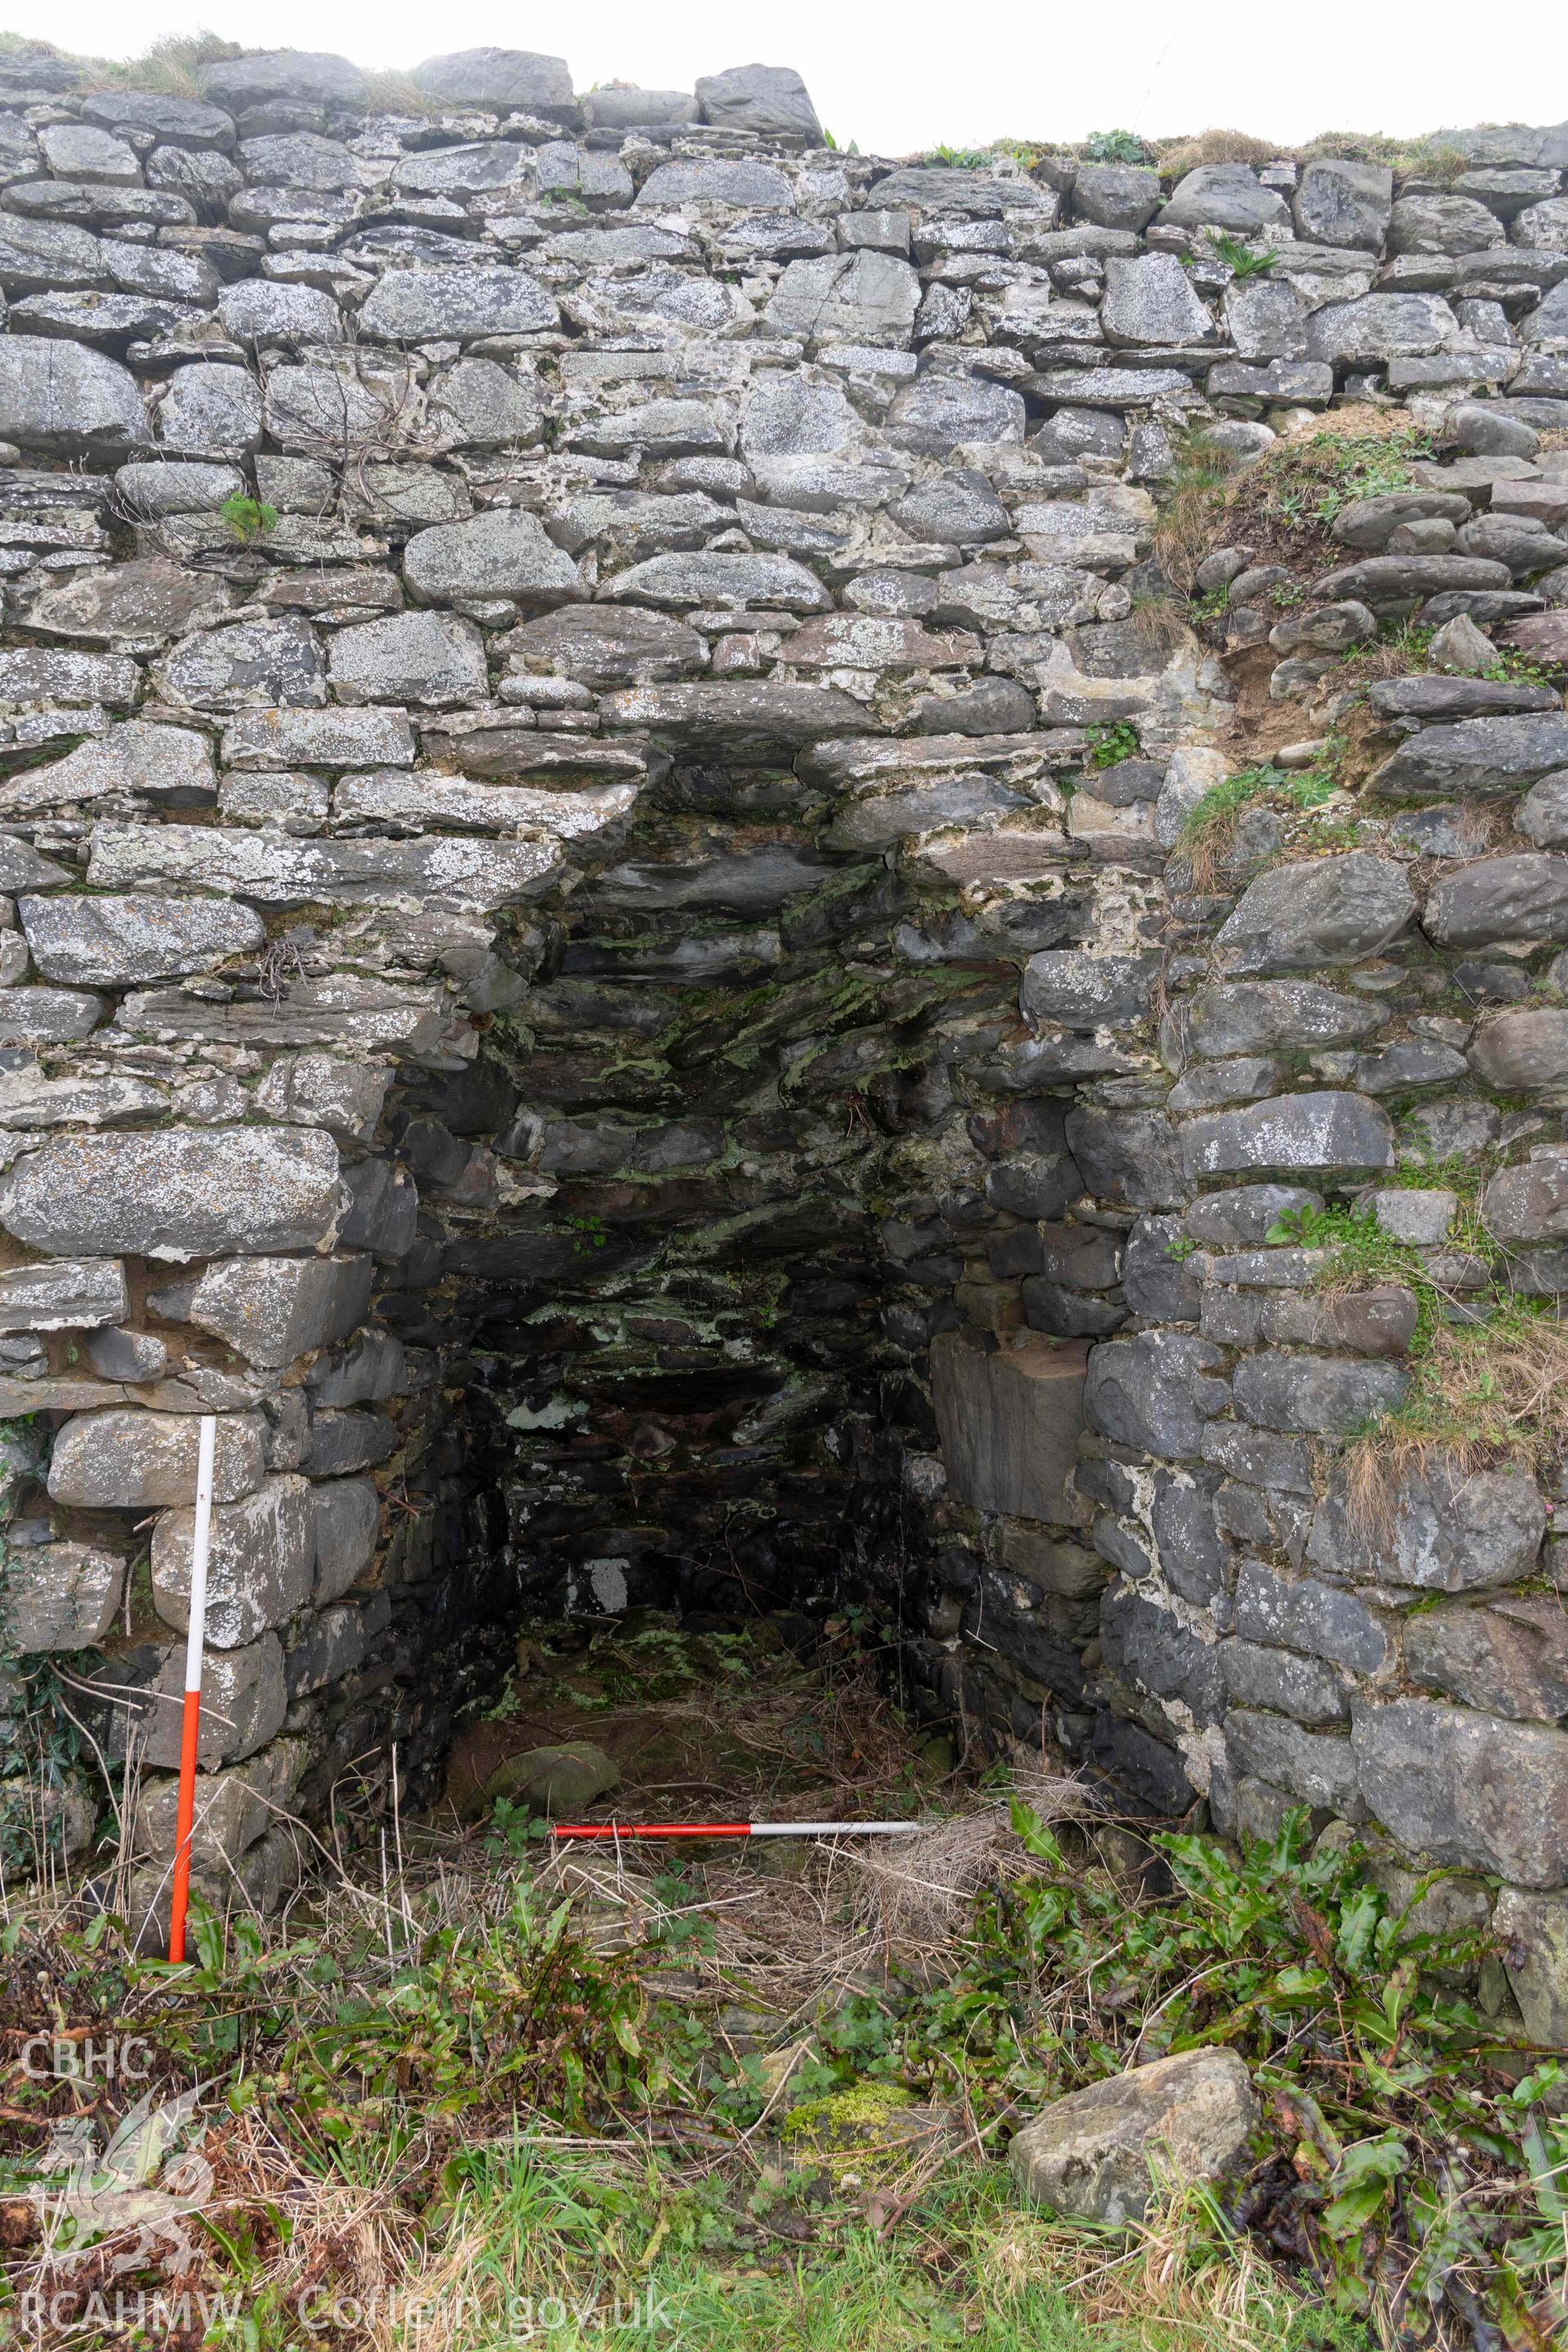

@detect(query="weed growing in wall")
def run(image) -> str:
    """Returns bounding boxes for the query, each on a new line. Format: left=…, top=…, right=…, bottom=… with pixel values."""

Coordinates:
left=1265, top=1186, right=1568, bottom=1494
left=1205, top=232, right=1279, bottom=278
left=1254, top=429, right=1436, bottom=534
left=1083, top=129, right=1152, bottom=163
left=1086, top=721, right=1143, bottom=769
left=218, top=492, right=278, bottom=543
left=1176, top=764, right=1342, bottom=891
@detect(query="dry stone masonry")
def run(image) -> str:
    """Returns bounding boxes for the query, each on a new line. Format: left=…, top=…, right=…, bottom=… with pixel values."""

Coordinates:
left=0, top=38, right=1562, bottom=2025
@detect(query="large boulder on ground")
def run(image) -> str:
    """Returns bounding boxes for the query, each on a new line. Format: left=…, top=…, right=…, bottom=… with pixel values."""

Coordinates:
left=474, top=1741, right=621, bottom=1819
left=1009, top=2048, right=1258, bottom=2224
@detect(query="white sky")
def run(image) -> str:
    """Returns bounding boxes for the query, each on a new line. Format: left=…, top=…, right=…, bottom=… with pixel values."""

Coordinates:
left=0, top=0, right=1561, bottom=157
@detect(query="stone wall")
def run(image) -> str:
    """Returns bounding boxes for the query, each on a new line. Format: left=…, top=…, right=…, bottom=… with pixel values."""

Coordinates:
left=0, top=36, right=1564, bottom=2022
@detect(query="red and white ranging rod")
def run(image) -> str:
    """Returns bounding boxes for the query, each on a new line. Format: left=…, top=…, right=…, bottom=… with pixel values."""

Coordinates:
left=167, top=1414, right=217, bottom=1966
left=550, top=1820, right=924, bottom=1843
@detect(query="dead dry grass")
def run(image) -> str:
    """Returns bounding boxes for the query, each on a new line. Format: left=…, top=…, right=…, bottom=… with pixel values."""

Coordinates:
left=1343, top=1307, right=1568, bottom=1532
left=979, top=2178, right=1313, bottom=2352
left=1153, top=439, right=1246, bottom=596
left=1152, top=129, right=1284, bottom=176
left=541, top=1766, right=1103, bottom=2034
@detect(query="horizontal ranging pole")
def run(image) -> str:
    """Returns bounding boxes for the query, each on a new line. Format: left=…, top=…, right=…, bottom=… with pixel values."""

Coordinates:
left=549, top=1820, right=926, bottom=1842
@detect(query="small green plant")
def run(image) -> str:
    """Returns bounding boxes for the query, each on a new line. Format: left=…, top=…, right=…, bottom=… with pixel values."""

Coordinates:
left=1256, top=429, right=1436, bottom=532
left=1297, top=811, right=1365, bottom=855
left=564, top=1212, right=609, bottom=1255
left=1481, top=649, right=1557, bottom=688
left=1207, top=229, right=1278, bottom=278
left=485, top=1796, right=549, bottom=1856
left=1083, top=128, right=1150, bottom=163
left=219, top=491, right=278, bottom=542
left=1085, top=720, right=1140, bottom=769
left=925, top=142, right=995, bottom=167
left=920, top=136, right=1040, bottom=172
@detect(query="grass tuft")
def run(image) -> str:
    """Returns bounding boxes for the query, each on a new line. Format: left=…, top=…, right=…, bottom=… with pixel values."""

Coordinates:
left=1266, top=1190, right=1568, bottom=1515
left=1347, top=1302, right=1568, bottom=1523
left=1153, top=428, right=1245, bottom=594
left=1176, top=762, right=1341, bottom=892
left=80, top=30, right=244, bottom=96
left=1247, top=421, right=1436, bottom=537
left=1153, top=128, right=1282, bottom=177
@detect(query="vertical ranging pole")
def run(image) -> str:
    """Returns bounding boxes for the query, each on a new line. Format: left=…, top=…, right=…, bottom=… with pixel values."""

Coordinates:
left=167, top=1414, right=217, bottom=1966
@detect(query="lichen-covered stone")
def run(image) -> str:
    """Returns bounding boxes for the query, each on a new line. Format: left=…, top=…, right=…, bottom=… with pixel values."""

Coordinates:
left=0, top=1127, right=340, bottom=1259
left=0, top=722, right=216, bottom=816
left=1214, top=853, right=1415, bottom=972
left=151, top=1473, right=314, bottom=1646
left=18, top=893, right=263, bottom=984
left=1234, top=1559, right=1390, bottom=1675
left=1009, top=2050, right=1257, bottom=2225
left=0, top=1258, right=127, bottom=1332
left=0, top=333, right=149, bottom=454
left=1085, top=1330, right=1229, bottom=1457
left=156, top=361, right=263, bottom=456
left=1352, top=1699, right=1568, bottom=1886
left=411, top=47, right=574, bottom=115
left=695, top=62, right=821, bottom=139
left=187, top=1254, right=372, bottom=1370
left=1494, top=1888, right=1568, bottom=2047
left=359, top=266, right=557, bottom=344
left=1063, top=1107, right=1185, bottom=1209
left=1186, top=981, right=1380, bottom=1057
left=328, top=612, right=488, bottom=707
left=143, top=1633, right=286, bottom=1767
left=310, top=1476, right=380, bottom=1602
left=108, top=825, right=559, bottom=911
left=602, top=550, right=832, bottom=612
left=1425, top=853, right=1568, bottom=949
left=1404, top=1597, right=1568, bottom=1724
left=1181, top=1092, right=1394, bottom=1180
left=47, top=1409, right=265, bottom=1507
left=3, top=1539, right=123, bottom=1650
left=1226, top=1709, right=1366, bottom=1817
left=1368, top=714, right=1568, bottom=800
left=1294, top=160, right=1392, bottom=251
left=764, top=251, right=921, bottom=348
left=1160, top=165, right=1288, bottom=233
left=1232, top=1351, right=1406, bottom=1436
left=404, top=510, right=581, bottom=608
